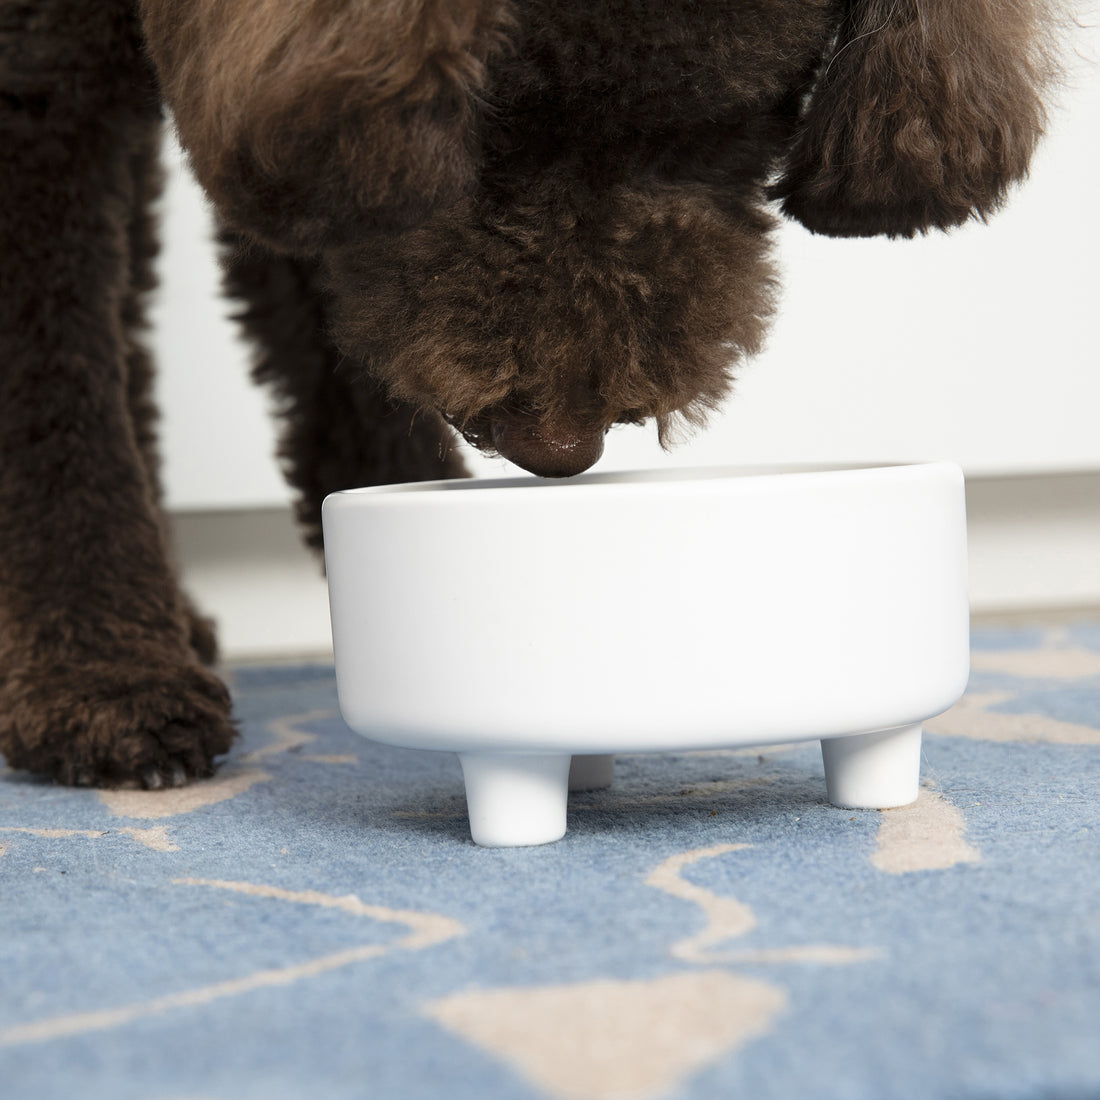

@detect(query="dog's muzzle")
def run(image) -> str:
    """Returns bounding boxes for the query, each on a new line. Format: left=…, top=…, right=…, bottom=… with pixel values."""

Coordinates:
left=490, top=418, right=605, bottom=478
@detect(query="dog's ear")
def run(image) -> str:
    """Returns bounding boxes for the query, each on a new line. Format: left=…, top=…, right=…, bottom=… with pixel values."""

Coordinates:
left=140, top=0, right=513, bottom=253
left=773, top=0, right=1060, bottom=238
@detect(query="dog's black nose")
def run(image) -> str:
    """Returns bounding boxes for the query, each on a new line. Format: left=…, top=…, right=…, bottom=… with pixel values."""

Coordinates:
left=490, top=419, right=605, bottom=478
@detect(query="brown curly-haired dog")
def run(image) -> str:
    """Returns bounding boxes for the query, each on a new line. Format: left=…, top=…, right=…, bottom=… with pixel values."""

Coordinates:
left=0, top=0, right=1058, bottom=787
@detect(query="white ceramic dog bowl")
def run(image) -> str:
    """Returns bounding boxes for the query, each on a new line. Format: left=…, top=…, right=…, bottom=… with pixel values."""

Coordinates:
left=322, top=462, right=969, bottom=846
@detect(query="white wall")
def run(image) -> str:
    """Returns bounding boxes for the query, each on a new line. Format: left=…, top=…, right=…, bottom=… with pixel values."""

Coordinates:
left=151, top=19, right=1100, bottom=509
left=150, top=140, right=288, bottom=510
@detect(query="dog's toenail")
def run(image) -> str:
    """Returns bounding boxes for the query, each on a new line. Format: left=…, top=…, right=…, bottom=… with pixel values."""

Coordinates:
left=169, top=762, right=188, bottom=787
left=142, top=766, right=165, bottom=790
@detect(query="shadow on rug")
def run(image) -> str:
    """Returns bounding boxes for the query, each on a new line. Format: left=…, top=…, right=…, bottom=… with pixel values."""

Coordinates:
left=2, top=622, right=1099, bottom=1100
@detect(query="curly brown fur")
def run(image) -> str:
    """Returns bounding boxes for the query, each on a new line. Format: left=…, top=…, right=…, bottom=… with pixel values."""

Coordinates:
left=0, top=0, right=234, bottom=786
left=773, top=0, right=1062, bottom=237
left=139, top=0, right=516, bottom=252
left=326, top=177, right=778, bottom=448
left=121, top=119, right=220, bottom=665
left=1, top=0, right=1059, bottom=786
left=219, top=231, right=468, bottom=551
left=319, top=0, right=834, bottom=465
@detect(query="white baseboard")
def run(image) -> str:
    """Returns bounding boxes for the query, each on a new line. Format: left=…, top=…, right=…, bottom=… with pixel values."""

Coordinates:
left=169, top=471, right=1100, bottom=662
left=169, top=509, right=333, bottom=662
left=964, top=470, right=1100, bottom=615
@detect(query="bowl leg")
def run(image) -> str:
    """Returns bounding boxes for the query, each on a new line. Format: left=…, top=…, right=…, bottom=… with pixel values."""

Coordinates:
left=568, top=754, right=615, bottom=791
left=459, top=753, right=572, bottom=847
left=820, top=723, right=922, bottom=809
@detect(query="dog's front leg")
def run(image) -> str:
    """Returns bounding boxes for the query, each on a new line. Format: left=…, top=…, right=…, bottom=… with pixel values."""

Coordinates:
left=0, top=2, right=235, bottom=787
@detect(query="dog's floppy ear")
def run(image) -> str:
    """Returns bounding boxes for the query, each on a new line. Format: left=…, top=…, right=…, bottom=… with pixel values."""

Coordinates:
left=773, top=0, right=1059, bottom=238
left=140, top=0, right=513, bottom=253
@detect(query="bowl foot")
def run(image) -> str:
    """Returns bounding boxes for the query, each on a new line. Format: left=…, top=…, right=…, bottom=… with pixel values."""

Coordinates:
left=459, top=753, right=572, bottom=847
left=568, top=754, right=615, bottom=792
left=820, top=723, right=922, bottom=809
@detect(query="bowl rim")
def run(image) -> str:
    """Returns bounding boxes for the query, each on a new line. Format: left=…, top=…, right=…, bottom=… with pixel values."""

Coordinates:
left=324, top=459, right=961, bottom=503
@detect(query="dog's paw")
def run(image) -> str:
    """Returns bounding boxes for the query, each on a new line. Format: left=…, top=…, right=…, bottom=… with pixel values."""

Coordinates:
left=0, top=658, right=236, bottom=789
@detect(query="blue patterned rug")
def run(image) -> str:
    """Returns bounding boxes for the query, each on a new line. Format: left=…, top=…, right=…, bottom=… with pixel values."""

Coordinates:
left=2, top=621, right=1099, bottom=1100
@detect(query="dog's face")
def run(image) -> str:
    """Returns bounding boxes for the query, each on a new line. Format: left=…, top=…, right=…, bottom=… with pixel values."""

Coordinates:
left=144, top=0, right=1057, bottom=476
left=323, top=177, right=780, bottom=477
left=320, top=1, right=836, bottom=476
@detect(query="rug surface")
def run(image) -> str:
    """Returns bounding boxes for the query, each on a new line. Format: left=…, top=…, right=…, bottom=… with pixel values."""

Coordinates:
left=2, top=621, right=1099, bottom=1100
